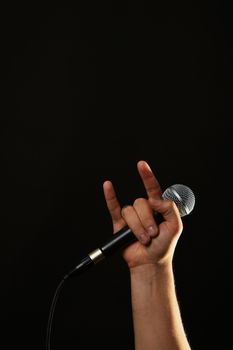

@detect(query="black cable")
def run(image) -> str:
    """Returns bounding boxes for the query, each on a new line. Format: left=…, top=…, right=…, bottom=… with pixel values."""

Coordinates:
left=46, top=277, right=66, bottom=350
left=45, top=256, right=93, bottom=350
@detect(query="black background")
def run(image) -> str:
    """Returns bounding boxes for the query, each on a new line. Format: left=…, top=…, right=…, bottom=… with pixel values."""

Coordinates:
left=0, top=2, right=232, bottom=350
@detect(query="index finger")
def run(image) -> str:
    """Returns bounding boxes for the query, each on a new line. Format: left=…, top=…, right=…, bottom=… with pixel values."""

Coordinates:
left=137, top=160, right=162, bottom=200
left=103, top=180, right=123, bottom=224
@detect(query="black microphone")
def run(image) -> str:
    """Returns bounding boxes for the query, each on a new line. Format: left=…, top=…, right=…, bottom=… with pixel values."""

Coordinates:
left=64, top=184, right=195, bottom=280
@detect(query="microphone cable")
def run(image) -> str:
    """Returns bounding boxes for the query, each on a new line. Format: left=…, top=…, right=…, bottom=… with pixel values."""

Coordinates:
left=45, top=256, right=93, bottom=350
left=46, top=277, right=66, bottom=350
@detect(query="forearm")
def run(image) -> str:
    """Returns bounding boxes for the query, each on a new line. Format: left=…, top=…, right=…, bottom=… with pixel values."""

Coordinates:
left=130, top=263, right=191, bottom=350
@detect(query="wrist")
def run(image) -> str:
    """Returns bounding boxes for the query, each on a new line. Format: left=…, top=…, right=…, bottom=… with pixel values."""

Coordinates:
left=129, top=262, right=176, bottom=318
left=129, top=262, right=173, bottom=283
left=129, top=261, right=172, bottom=276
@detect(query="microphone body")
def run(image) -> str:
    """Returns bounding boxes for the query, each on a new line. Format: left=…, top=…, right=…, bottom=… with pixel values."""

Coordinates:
left=64, top=226, right=137, bottom=279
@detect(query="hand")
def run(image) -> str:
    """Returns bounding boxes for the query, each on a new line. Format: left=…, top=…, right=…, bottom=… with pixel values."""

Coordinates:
left=103, top=160, right=183, bottom=269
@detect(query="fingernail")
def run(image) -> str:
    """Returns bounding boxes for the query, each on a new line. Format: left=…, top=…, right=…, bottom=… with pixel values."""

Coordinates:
left=144, top=161, right=152, bottom=171
left=139, top=233, right=150, bottom=244
left=147, top=225, right=158, bottom=237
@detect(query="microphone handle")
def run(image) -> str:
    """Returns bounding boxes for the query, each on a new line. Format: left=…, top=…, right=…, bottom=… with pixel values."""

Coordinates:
left=65, top=212, right=164, bottom=279
left=101, top=211, right=164, bottom=256
left=101, top=226, right=136, bottom=256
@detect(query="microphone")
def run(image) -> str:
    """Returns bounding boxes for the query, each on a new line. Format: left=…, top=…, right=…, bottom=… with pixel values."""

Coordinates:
left=64, top=184, right=195, bottom=280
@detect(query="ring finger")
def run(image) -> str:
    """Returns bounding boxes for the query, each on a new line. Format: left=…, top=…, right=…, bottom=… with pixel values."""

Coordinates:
left=121, top=205, right=151, bottom=245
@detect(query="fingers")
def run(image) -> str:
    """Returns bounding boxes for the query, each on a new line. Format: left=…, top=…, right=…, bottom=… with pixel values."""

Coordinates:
left=149, top=198, right=183, bottom=235
left=137, top=160, right=162, bottom=200
left=121, top=198, right=158, bottom=245
left=133, top=198, right=159, bottom=238
left=103, top=161, right=182, bottom=246
left=103, top=180, right=122, bottom=223
left=103, top=180, right=126, bottom=232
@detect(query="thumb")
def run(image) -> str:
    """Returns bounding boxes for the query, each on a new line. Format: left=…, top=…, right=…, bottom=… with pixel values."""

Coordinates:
left=149, top=198, right=183, bottom=233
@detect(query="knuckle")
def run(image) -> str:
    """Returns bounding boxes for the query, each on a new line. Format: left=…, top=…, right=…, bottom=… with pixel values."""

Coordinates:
left=121, top=204, right=133, bottom=216
left=164, top=199, right=176, bottom=212
left=133, top=197, right=146, bottom=207
left=166, top=199, right=175, bottom=207
left=175, top=220, right=183, bottom=235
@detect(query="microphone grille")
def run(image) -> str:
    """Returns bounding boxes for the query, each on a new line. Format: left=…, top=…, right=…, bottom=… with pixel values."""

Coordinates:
left=162, top=184, right=195, bottom=217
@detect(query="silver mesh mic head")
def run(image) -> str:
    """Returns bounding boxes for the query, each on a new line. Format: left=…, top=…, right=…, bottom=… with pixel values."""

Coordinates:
left=162, top=184, right=195, bottom=217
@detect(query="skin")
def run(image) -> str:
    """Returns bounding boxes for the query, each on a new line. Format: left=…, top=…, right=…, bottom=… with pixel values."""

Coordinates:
left=103, top=160, right=192, bottom=350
